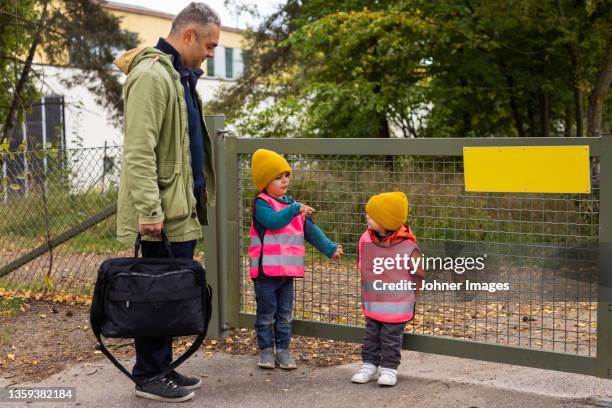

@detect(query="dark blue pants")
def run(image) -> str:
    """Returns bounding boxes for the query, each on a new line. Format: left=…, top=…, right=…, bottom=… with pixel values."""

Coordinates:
left=254, top=276, right=294, bottom=350
left=131, top=239, right=197, bottom=380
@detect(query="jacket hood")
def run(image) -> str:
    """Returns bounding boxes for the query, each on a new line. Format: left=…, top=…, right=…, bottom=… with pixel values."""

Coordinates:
left=113, top=46, right=170, bottom=74
left=369, top=224, right=417, bottom=244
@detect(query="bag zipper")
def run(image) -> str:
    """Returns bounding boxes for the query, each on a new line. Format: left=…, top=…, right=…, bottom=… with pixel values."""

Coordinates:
left=115, top=270, right=193, bottom=278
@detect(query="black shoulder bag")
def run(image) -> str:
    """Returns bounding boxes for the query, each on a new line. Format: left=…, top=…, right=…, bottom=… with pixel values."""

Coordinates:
left=90, top=231, right=213, bottom=385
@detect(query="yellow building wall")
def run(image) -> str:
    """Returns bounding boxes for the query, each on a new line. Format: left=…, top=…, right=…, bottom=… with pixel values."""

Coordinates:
left=110, top=10, right=172, bottom=47
left=108, top=9, right=245, bottom=51
left=219, top=29, right=246, bottom=49
left=34, top=4, right=246, bottom=69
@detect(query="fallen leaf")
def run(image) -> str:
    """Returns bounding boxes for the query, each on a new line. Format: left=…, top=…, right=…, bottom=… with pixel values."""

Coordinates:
left=7, top=354, right=15, bottom=361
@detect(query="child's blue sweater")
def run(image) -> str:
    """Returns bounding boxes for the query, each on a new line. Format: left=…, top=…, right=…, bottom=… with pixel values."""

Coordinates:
left=253, top=195, right=337, bottom=259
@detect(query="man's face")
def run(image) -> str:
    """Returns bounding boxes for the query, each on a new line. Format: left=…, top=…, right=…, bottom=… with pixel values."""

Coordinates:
left=181, top=23, right=220, bottom=69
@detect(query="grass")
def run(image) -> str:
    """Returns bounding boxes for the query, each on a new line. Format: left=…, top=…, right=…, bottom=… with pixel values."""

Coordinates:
left=0, top=297, right=23, bottom=319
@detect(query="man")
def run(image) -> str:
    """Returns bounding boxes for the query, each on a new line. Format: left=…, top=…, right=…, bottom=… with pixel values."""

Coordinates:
left=114, top=2, right=219, bottom=402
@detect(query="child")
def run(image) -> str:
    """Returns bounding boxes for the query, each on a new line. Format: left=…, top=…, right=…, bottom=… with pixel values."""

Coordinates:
left=351, top=192, right=425, bottom=386
left=248, top=148, right=343, bottom=370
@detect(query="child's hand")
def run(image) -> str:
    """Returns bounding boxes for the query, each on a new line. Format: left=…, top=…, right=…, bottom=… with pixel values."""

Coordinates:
left=299, top=204, right=315, bottom=217
left=331, top=244, right=343, bottom=260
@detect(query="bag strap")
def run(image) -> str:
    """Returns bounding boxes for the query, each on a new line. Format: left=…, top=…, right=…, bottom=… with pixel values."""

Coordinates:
left=132, top=229, right=183, bottom=272
left=91, top=283, right=213, bottom=387
left=134, top=229, right=174, bottom=259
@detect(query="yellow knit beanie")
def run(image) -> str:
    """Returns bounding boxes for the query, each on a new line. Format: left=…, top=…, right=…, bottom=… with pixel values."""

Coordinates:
left=366, top=192, right=409, bottom=231
left=251, top=149, right=292, bottom=192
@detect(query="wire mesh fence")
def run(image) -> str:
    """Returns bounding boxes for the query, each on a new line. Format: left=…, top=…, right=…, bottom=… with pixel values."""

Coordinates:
left=238, top=153, right=600, bottom=357
left=0, top=141, right=603, bottom=362
left=0, top=146, right=127, bottom=294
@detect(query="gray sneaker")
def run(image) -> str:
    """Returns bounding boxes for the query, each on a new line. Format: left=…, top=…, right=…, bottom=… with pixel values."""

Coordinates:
left=168, top=370, right=202, bottom=390
left=135, top=376, right=194, bottom=402
left=258, top=347, right=275, bottom=369
left=275, top=348, right=297, bottom=370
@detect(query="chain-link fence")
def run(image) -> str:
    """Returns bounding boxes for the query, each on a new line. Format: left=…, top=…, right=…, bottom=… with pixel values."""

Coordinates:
left=0, top=134, right=609, bottom=377
left=0, top=146, right=126, bottom=293
left=226, top=138, right=604, bottom=373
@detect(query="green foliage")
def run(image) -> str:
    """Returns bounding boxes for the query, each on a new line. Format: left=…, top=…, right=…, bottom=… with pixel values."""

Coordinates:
left=0, top=0, right=138, bottom=139
left=42, top=0, right=138, bottom=125
left=0, top=0, right=40, bottom=127
left=211, top=0, right=612, bottom=138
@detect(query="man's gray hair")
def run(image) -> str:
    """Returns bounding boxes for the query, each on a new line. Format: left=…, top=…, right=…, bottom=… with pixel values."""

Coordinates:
left=171, top=2, right=221, bottom=34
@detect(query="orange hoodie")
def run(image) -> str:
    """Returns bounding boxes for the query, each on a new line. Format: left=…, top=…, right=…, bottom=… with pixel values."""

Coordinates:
left=368, top=224, right=417, bottom=245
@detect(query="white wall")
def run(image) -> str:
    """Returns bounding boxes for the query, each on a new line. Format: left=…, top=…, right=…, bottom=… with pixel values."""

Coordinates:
left=34, top=65, right=124, bottom=149
left=34, top=64, right=233, bottom=149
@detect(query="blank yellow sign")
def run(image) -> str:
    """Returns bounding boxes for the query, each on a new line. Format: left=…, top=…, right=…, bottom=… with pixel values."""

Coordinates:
left=463, top=146, right=591, bottom=193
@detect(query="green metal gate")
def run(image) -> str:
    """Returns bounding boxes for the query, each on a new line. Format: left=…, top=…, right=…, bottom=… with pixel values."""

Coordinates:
left=211, top=132, right=611, bottom=379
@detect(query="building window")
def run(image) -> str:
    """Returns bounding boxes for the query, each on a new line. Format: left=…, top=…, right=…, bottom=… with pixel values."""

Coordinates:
left=235, top=49, right=244, bottom=78
left=207, top=56, right=215, bottom=77
left=225, top=47, right=233, bottom=79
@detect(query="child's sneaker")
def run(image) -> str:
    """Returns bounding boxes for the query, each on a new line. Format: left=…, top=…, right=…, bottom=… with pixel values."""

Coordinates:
left=275, top=348, right=297, bottom=369
left=350, top=363, right=378, bottom=383
left=258, top=347, right=275, bottom=369
left=377, top=368, right=397, bottom=386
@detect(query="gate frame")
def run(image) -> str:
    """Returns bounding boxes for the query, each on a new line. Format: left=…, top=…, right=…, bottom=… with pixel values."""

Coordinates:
left=211, top=128, right=610, bottom=378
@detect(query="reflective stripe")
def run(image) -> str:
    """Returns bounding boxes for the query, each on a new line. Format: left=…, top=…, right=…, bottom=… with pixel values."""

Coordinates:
left=249, top=234, right=305, bottom=247
left=251, top=265, right=304, bottom=277
left=249, top=255, right=305, bottom=268
left=363, top=302, right=414, bottom=315
left=249, top=192, right=307, bottom=278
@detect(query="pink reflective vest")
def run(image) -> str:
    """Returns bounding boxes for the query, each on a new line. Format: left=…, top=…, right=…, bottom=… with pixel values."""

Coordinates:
left=358, top=231, right=418, bottom=323
left=248, top=192, right=306, bottom=278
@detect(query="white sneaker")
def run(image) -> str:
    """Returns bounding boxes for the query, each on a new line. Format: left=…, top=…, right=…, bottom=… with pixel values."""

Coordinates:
left=351, top=363, right=378, bottom=384
left=377, top=368, right=397, bottom=386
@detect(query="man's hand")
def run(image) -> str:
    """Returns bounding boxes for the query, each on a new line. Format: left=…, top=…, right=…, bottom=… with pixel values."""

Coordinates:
left=331, top=244, right=343, bottom=260
left=299, top=204, right=315, bottom=217
left=139, top=222, right=164, bottom=237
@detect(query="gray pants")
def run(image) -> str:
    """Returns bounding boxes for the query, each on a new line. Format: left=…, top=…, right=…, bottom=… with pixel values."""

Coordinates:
left=361, top=317, right=407, bottom=369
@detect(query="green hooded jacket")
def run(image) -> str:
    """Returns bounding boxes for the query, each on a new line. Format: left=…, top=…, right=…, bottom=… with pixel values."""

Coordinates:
left=114, top=46, right=216, bottom=243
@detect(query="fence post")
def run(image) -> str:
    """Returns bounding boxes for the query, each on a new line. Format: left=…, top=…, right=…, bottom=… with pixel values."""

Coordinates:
left=597, top=134, right=612, bottom=378
left=225, top=135, right=241, bottom=329
left=203, top=115, right=228, bottom=340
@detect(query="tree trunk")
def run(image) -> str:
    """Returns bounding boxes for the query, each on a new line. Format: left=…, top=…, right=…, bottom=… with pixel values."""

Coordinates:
left=557, top=0, right=585, bottom=137
left=0, top=0, right=50, bottom=146
left=505, top=77, right=525, bottom=137
left=568, top=50, right=585, bottom=137
left=564, top=105, right=572, bottom=137
left=527, top=96, right=536, bottom=137
left=540, top=92, right=550, bottom=137
left=376, top=111, right=394, bottom=171
left=575, top=87, right=584, bottom=137
left=587, top=32, right=612, bottom=137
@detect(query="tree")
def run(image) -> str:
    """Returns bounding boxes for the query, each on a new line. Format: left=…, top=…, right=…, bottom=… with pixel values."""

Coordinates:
left=211, top=0, right=612, bottom=138
left=0, top=0, right=138, bottom=146
left=0, top=0, right=44, bottom=145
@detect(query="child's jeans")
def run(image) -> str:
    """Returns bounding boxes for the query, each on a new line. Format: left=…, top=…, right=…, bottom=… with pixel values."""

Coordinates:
left=362, top=317, right=407, bottom=369
left=254, top=276, right=294, bottom=350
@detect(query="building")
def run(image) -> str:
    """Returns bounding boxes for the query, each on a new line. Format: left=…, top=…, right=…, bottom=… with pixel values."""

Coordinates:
left=31, top=1, right=246, bottom=149
left=1, top=2, right=246, bottom=196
